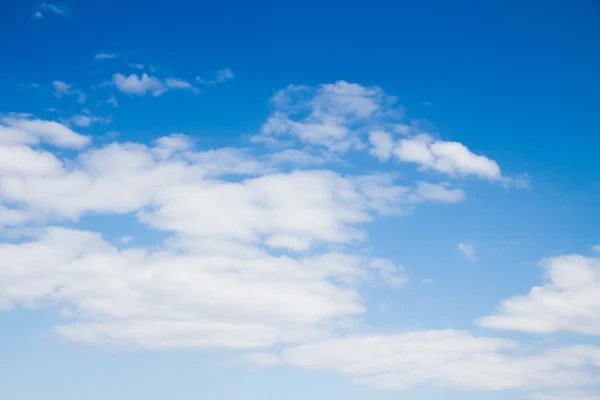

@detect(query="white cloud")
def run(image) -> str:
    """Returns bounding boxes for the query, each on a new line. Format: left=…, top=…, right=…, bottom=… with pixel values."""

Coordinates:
left=368, top=131, right=394, bottom=161
left=215, top=68, right=234, bottom=82
left=196, top=68, right=235, bottom=85
left=479, top=254, right=600, bottom=334
left=0, top=205, right=30, bottom=227
left=112, top=74, right=195, bottom=96
left=458, top=243, right=477, bottom=261
left=101, top=95, right=118, bottom=108
left=0, top=227, right=406, bottom=349
left=164, top=78, right=196, bottom=91
left=593, top=245, right=600, bottom=253
left=0, top=115, right=89, bottom=148
left=69, top=113, right=111, bottom=128
left=254, top=81, right=390, bottom=152
left=112, top=73, right=166, bottom=96
left=532, top=392, right=600, bottom=400
left=37, top=3, right=70, bottom=17
left=253, top=81, right=516, bottom=184
left=250, top=331, right=600, bottom=392
left=95, top=53, right=116, bottom=60
left=52, top=81, right=86, bottom=104
left=0, top=103, right=474, bottom=351
left=393, top=134, right=501, bottom=180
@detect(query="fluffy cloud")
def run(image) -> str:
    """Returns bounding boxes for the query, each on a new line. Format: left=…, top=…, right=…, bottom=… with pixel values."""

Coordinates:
left=0, top=107, right=468, bottom=350
left=255, top=81, right=392, bottom=152
left=0, top=81, right=540, bottom=398
left=0, top=114, right=89, bottom=148
left=252, top=82, right=515, bottom=184
left=479, top=254, right=600, bottom=334
left=394, top=134, right=502, bottom=180
left=458, top=243, right=478, bottom=261
left=248, top=331, right=600, bottom=392
left=113, top=74, right=196, bottom=96
left=368, top=131, right=394, bottom=161
left=0, top=227, right=407, bottom=349
left=112, top=73, right=167, bottom=96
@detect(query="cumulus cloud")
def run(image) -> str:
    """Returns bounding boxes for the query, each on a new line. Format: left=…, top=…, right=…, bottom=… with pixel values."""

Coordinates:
left=254, top=81, right=391, bottom=152
left=252, top=81, right=519, bottom=184
left=393, top=134, right=501, bottom=180
left=0, top=81, right=544, bottom=397
left=112, top=73, right=166, bottom=96
left=479, top=254, right=600, bottom=334
left=0, top=106, right=467, bottom=350
left=0, top=114, right=89, bottom=148
left=458, top=243, right=478, bottom=261
left=246, top=331, right=600, bottom=392
left=0, top=227, right=404, bottom=348
left=112, top=74, right=196, bottom=96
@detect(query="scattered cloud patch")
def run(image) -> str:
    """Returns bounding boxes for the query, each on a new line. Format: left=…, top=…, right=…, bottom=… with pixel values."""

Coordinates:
left=69, top=112, right=111, bottom=128
left=0, top=114, right=89, bottom=149
left=36, top=3, right=70, bottom=18
left=196, top=68, right=235, bottom=85
left=52, top=81, right=86, bottom=104
left=458, top=243, right=478, bottom=261
left=164, top=78, right=196, bottom=92
left=112, top=74, right=197, bottom=96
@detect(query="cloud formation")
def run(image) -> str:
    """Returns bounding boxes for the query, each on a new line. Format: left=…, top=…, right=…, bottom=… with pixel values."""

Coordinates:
left=245, top=330, right=600, bottom=392
left=479, top=254, right=600, bottom=334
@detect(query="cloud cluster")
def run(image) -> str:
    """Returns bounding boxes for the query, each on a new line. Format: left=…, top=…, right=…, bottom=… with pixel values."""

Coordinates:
left=1, top=80, right=564, bottom=397
left=1, top=110, right=470, bottom=349
left=112, top=73, right=196, bottom=96
left=0, top=227, right=406, bottom=349
left=252, top=81, right=521, bottom=185
left=246, top=331, right=600, bottom=392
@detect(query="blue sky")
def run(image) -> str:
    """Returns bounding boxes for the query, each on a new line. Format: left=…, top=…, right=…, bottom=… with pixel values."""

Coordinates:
left=1, top=1, right=600, bottom=399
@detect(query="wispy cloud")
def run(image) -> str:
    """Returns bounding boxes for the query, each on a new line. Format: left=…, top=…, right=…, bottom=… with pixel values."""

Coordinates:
left=52, top=80, right=86, bottom=104
left=458, top=243, right=478, bottom=261
left=196, top=68, right=235, bottom=85
left=36, top=3, right=70, bottom=18
left=95, top=53, right=116, bottom=60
